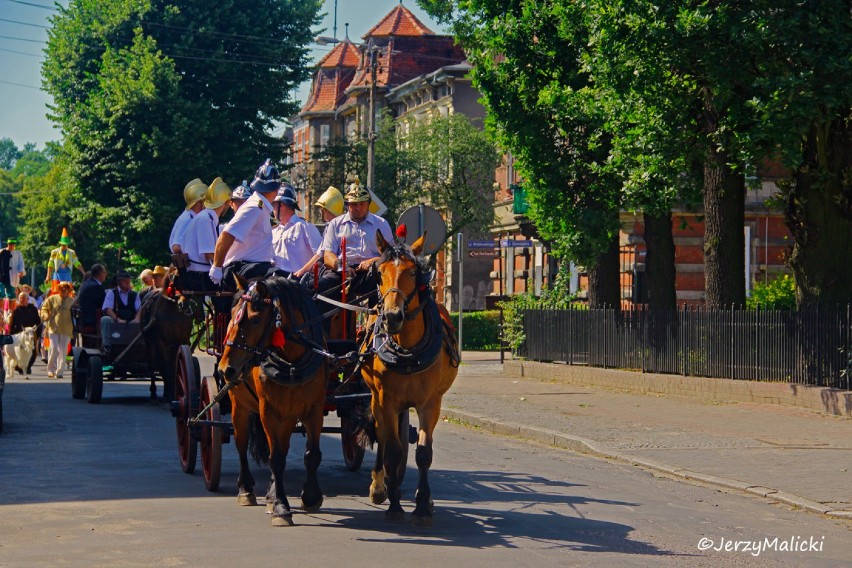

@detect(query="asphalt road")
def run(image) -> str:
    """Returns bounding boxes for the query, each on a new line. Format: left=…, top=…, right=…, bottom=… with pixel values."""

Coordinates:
left=1, top=364, right=850, bottom=567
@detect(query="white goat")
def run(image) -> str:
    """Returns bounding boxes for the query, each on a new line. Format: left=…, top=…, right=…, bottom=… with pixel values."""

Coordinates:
left=3, top=326, right=37, bottom=378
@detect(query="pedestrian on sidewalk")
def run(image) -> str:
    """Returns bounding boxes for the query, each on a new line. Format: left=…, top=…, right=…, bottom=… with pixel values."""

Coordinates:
left=40, top=281, right=74, bottom=378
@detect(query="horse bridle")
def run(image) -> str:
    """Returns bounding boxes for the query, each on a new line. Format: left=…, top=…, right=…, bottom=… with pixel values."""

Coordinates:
left=224, top=284, right=282, bottom=366
left=375, top=253, right=427, bottom=325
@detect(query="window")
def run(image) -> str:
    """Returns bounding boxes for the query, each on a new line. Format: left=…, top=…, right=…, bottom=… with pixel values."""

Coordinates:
left=319, top=124, right=330, bottom=149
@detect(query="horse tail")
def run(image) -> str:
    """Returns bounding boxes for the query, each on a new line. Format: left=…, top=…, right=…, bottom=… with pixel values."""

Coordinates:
left=247, top=412, right=270, bottom=465
left=356, top=406, right=378, bottom=449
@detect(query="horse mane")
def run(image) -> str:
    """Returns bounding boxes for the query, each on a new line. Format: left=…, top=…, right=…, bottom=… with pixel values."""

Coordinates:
left=378, top=242, right=429, bottom=275
left=252, top=275, right=324, bottom=342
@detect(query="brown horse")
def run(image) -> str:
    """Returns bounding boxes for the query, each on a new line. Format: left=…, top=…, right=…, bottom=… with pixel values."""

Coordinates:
left=358, top=232, right=459, bottom=526
left=218, top=274, right=328, bottom=526
left=138, top=289, right=194, bottom=402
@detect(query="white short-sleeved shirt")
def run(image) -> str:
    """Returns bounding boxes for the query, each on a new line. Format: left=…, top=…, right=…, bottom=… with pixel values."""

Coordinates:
left=320, top=212, right=393, bottom=265
left=183, top=208, right=220, bottom=272
left=169, top=209, right=195, bottom=252
left=222, top=192, right=275, bottom=266
left=272, top=216, right=322, bottom=273
left=102, top=288, right=142, bottom=313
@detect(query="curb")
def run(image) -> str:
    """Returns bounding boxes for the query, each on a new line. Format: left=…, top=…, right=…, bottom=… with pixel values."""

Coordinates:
left=442, top=408, right=851, bottom=521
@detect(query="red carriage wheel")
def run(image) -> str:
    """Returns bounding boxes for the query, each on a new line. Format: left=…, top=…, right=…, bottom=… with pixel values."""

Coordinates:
left=174, top=345, right=198, bottom=473
left=199, top=375, right=223, bottom=491
left=340, top=412, right=366, bottom=472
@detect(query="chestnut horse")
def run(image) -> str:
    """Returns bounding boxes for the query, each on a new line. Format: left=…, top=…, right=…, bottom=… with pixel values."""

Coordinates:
left=358, top=232, right=459, bottom=526
left=218, top=274, right=328, bottom=527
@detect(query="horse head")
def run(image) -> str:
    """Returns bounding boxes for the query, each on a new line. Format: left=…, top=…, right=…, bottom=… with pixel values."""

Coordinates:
left=374, top=231, right=428, bottom=334
left=217, top=274, right=285, bottom=384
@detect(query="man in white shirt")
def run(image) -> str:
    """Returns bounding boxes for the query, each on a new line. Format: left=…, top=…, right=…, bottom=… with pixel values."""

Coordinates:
left=209, top=160, right=279, bottom=288
left=182, top=177, right=231, bottom=291
left=271, top=184, right=322, bottom=278
left=169, top=178, right=208, bottom=254
left=315, top=182, right=394, bottom=300
left=100, top=269, right=142, bottom=352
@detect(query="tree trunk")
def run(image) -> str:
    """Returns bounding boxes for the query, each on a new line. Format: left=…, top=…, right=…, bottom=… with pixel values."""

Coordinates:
left=703, top=145, right=746, bottom=307
left=643, top=211, right=677, bottom=311
left=588, top=231, right=621, bottom=309
left=784, top=117, right=852, bottom=309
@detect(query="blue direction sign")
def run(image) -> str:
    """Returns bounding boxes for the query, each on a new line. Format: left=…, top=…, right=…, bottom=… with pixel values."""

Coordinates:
left=468, top=240, right=498, bottom=249
left=500, top=239, right=533, bottom=247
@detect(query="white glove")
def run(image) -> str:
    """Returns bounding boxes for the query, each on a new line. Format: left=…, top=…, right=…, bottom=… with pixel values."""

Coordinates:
left=209, top=265, right=223, bottom=285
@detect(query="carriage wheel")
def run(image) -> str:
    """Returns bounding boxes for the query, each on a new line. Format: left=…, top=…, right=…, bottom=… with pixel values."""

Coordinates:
left=86, top=355, right=103, bottom=404
left=71, top=347, right=88, bottom=400
left=340, top=405, right=367, bottom=472
left=199, top=376, right=223, bottom=491
left=174, top=345, right=198, bottom=474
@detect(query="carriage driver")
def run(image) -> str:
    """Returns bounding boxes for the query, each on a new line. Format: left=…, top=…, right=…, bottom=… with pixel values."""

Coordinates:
left=181, top=177, right=232, bottom=292
left=208, top=160, right=279, bottom=288
left=314, top=181, right=394, bottom=301
left=100, top=269, right=141, bottom=354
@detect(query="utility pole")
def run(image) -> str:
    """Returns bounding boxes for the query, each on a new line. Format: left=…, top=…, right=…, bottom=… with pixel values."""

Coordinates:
left=366, top=44, right=378, bottom=190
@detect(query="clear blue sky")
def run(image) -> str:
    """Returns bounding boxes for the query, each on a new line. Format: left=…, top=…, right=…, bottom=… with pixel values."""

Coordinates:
left=0, top=0, right=445, bottom=149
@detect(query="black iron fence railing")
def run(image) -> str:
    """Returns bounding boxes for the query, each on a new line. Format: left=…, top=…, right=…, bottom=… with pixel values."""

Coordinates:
left=521, top=305, right=852, bottom=389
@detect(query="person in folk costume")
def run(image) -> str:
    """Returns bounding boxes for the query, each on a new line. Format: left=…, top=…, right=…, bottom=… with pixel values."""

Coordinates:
left=271, top=183, right=322, bottom=279
left=45, top=228, right=85, bottom=294
left=169, top=178, right=208, bottom=254
left=40, top=281, right=74, bottom=378
left=182, top=177, right=232, bottom=292
left=208, top=160, right=279, bottom=288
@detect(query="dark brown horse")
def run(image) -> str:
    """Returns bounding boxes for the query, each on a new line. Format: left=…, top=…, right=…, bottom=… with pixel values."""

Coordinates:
left=358, top=232, right=459, bottom=526
left=218, top=274, right=328, bottom=526
left=139, top=289, right=194, bottom=402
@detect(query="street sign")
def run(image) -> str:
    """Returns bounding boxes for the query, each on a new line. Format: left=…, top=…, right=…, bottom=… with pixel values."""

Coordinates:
left=468, top=249, right=499, bottom=258
left=500, top=239, right=533, bottom=247
left=468, top=240, right=498, bottom=249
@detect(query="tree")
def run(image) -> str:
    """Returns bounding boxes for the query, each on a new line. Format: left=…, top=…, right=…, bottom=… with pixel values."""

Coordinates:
left=395, top=113, right=500, bottom=242
left=420, top=0, right=624, bottom=308
left=42, top=0, right=322, bottom=265
left=0, top=138, right=22, bottom=171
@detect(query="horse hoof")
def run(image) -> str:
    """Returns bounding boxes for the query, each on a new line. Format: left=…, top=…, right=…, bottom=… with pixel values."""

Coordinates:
left=412, top=513, right=433, bottom=528
left=302, top=495, right=323, bottom=513
left=271, top=514, right=294, bottom=527
left=237, top=492, right=257, bottom=507
left=370, top=484, right=387, bottom=505
left=385, top=509, right=406, bottom=523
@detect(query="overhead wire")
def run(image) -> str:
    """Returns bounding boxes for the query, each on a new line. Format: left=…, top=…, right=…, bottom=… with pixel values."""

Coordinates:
left=1, top=0, right=57, bottom=10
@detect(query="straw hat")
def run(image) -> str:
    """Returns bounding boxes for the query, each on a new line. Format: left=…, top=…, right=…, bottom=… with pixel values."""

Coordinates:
left=152, top=265, right=167, bottom=277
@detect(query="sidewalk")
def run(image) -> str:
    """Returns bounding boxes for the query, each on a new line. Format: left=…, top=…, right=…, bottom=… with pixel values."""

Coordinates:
left=443, top=351, right=852, bottom=520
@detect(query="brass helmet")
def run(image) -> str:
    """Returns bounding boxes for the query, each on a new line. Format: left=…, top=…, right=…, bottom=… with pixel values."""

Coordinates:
left=204, top=177, right=232, bottom=209
left=344, top=180, right=371, bottom=204
left=183, top=178, right=208, bottom=210
left=315, top=185, right=344, bottom=216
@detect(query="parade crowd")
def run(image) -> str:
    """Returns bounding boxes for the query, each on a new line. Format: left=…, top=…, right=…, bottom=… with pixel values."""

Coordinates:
left=1, top=159, right=394, bottom=378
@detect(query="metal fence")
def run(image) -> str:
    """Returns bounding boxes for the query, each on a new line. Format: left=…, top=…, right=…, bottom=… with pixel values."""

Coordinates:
left=521, top=305, right=852, bottom=389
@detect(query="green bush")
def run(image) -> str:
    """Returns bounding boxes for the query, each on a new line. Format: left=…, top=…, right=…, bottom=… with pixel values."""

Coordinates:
left=498, top=263, right=579, bottom=352
left=449, top=310, right=502, bottom=350
left=747, top=275, right=796, bottom=310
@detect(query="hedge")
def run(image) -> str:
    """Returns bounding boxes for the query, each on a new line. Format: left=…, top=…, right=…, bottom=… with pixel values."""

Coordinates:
left=449, top=310, right=501, bottom=351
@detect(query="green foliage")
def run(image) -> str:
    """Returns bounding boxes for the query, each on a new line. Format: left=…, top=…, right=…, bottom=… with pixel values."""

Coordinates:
left=498, top=263, right=578, bottom=353
left=747, top=276, right=796, bottom=311
left=0, top=138, right=22, bottom=170
left=42, top=0, right=323, bottom=266
left=449, top=310, right=501, bottom=350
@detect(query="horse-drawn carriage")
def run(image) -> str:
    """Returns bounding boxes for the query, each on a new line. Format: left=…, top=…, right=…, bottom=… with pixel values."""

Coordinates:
left=169, top=275, right=383, bottom=493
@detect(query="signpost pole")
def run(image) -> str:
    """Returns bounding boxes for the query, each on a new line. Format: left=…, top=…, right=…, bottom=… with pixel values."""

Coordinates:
left=456, top=232, right=463, bottom=363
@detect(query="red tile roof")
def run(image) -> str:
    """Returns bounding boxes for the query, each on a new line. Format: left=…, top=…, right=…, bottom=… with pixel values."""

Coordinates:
left=301, top=66, right=358, bottom=114
left=316, top=39, right=360, bottom=69
left=363, top=4, right=434, bottom=38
